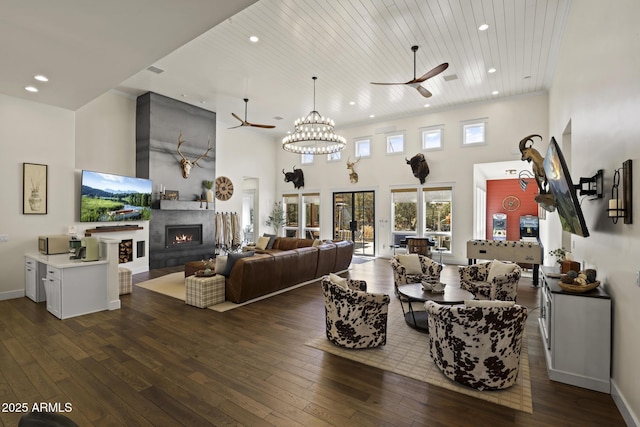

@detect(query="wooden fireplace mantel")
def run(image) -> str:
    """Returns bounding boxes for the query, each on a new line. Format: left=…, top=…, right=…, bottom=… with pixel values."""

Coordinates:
left=84, top=226, right=143, bottom=236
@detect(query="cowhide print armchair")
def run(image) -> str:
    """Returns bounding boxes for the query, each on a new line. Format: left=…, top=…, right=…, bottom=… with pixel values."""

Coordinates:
left=458, top=260, right=521, bottom=301
left=425, top=300, right=528, bottom=390
left=321, top=277, right=390, bottom=349
left=390, top=254, right=442, bottom=291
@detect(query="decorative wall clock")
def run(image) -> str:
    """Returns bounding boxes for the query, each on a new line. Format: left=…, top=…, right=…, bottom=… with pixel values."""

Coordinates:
left=502, top=195, right=521, bottom=211
left=215, top=176, right=234, bottom=201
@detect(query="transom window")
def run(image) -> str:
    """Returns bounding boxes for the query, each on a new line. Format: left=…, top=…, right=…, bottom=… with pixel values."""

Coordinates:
left=386, top=132, right=405, bottom=154
left=462, top=119, right=487, bottom=146
left=355, top=138, right=371, bottom=158
left=421, top=125, right=444, bottom=151
left=327, top=151, right=341, bottom=162
left=301, top=153, right=314, bottom=164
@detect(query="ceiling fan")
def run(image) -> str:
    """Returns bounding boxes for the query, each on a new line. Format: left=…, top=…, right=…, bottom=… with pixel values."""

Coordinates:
left=371, top=45, right=449, bottom=98
left=229, top=98, right=275, bottom=129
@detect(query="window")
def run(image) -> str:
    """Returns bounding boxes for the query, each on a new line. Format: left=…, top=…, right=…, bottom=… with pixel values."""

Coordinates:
left=303, top=193, right=320, bottom=239
left=423, top=187, right=453, bottom=252
left=421, top=125, right=444, bottom=151
left=386, top=132, right=405, bottom=154
left=391, top=189, right=418, bottom=245
left=283, top=194, right=299, bottom=237
left=462, top=119, right=487, bottom=146
left=327, top=151, right=341, bottom=162
left=355, top=138, right=371, bottom=158
left=301, top=153, right=314, bottom=164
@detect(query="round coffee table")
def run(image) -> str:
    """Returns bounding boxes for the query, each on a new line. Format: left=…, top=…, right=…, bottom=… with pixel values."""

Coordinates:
left=397, top=283, right=474, bottom=332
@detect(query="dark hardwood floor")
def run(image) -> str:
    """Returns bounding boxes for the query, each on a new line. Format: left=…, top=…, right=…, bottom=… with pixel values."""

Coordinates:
left=0, top=259, right=626, bottom=426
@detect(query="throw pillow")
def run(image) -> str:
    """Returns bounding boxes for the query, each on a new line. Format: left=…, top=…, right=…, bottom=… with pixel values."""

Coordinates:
left=487, top=260, right=516, bottom=282
left=396, top=254, right=422, bottom=275
left=329, top=273, right=348, bottom=289
left=312, top=239, right=322, bottom=247
left=256, top=236, right=270, bottom=250
left=221, top=251, right=254, bottom=277
left=263, top=234, right=277, bottom=250
left=214, top=256, right=228, bottom=274
left=464, top=299, right=515, bottom=308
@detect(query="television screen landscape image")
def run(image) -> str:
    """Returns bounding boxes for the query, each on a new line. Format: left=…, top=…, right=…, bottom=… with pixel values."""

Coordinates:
left=81, top=170, right=152, bottom=222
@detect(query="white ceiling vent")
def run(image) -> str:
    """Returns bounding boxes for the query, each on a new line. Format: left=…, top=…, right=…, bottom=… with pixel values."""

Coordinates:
left=146, top=65, right=165, bottom=74
left=443, top=74, right=458, bottom=82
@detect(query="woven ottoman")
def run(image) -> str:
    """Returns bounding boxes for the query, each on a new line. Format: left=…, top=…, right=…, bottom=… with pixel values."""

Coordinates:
left=185, top=274, right=225, bottom=308
left=118, top=267, right=132, bottom=295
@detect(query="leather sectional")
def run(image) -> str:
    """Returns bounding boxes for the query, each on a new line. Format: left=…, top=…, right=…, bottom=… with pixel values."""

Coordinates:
left=225, top=238, right=354, bottom=303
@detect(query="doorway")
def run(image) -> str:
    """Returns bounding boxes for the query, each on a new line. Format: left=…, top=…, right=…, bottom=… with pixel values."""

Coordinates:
left=333, top=191, right=375, bottom=256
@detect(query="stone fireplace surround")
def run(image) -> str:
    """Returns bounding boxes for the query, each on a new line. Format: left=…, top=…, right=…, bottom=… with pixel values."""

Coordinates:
left=136, top=92, right=217, bottom=269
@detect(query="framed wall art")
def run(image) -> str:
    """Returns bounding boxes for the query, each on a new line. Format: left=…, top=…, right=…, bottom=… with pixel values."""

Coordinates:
left=23, top=163, right=48, bottom=214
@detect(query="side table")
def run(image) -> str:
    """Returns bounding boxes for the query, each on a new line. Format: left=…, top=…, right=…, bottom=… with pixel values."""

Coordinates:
left=185, top=274, right=225, bottom=308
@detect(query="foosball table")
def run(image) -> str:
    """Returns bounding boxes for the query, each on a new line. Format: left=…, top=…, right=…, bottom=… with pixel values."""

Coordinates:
left=466, top=239, right=543, bottom=286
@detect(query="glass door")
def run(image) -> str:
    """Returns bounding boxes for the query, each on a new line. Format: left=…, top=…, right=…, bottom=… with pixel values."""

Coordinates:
left=333, top=191, right=375, bottom=256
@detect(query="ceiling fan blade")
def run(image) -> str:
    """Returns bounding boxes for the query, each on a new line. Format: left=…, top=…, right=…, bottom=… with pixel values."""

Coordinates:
left=371, top=81, right=408, bottom=85
left=414, top=63, right=449, bottom=83
left=231, top=112, right=246, bottom=124
left=416, top=85, right=433, bottom=98
left=249, top=123, right=276, bottom=129
left=227, top=124, right=244, bottom=129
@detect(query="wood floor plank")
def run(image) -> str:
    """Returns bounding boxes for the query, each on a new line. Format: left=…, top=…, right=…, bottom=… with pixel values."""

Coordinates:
left=0, top=260, right=627, bottom=426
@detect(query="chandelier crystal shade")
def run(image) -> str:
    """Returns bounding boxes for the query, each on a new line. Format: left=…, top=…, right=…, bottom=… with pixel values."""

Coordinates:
left=282, top=77, right=346, bottom=155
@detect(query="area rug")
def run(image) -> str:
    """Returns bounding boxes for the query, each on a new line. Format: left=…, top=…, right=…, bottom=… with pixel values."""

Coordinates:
left=135, top=272, right=320, bottom=312
left=305, top=298, right=533, bottom=414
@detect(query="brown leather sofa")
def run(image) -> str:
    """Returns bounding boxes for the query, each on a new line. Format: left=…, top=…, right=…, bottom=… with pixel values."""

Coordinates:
left=225, top=238, right=354, bottom=303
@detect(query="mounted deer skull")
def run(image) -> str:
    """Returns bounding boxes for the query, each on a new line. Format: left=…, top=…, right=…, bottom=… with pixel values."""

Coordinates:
left=177, top=131, right=212, bottom=179
left=346, top=157, right=360, bottom=183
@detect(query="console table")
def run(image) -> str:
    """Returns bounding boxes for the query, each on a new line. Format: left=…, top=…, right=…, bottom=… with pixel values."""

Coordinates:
left=25, top=253, right=109, bottom=319
left=539, top=267, right=611, bottom=393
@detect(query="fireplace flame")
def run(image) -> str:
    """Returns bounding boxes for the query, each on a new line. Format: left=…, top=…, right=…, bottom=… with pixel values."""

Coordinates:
left=174, top=234, right=193, bottom=245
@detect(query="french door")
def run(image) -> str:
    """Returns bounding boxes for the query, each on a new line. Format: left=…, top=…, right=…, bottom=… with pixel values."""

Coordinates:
left=333, top=191, right=375, bottom=256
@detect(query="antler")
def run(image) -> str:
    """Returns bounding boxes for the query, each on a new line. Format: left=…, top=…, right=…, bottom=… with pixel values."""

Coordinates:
left=177, top=131, right=188, bottom=161
left=191, top=137, right=212, bottom=168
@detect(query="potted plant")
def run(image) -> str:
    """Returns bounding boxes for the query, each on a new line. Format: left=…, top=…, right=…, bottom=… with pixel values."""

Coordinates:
left=265, top=201, right=285, bottom=234
left=548, top=247, right=567, bottom=265
left=203, top=180, right=214, bottom=202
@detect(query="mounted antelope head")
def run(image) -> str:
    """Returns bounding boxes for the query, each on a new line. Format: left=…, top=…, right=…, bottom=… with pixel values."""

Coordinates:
left=346, top=157, right=360, bottom=183
left=177, top=131, right=212, bottom=179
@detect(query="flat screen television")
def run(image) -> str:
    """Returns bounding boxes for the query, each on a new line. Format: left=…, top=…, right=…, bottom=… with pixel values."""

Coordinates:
left=542, top=138, right=589, bottom=237
left=80, top=170, right=152, bottom=222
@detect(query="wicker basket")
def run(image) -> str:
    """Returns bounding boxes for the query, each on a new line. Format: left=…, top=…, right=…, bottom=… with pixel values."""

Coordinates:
left=559, top=280, right=600, bottom=293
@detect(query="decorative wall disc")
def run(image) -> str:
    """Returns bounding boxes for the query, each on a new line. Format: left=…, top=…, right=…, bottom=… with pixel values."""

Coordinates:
left=502, top=195, right=521, bottom=211
left=215, top=176, right=234, bottom=201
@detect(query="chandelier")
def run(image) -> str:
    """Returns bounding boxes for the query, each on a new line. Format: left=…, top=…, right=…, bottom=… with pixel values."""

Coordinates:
left=282, top=76, right=346, bottom=155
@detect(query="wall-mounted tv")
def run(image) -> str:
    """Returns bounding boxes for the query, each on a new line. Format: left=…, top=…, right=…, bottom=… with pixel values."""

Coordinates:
left=542, top=138, right=589, bottom=237
left=80, top=170, right=152, bottom=222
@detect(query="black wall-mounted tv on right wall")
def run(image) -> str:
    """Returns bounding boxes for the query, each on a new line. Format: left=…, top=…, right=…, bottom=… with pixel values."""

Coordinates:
left=543, top=137, right=590, bottom=237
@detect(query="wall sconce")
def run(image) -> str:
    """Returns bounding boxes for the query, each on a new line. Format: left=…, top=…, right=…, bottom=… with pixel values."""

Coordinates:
left=576, top=169, right=604, bottom=198
left=607, top=160, right=633, bottom=224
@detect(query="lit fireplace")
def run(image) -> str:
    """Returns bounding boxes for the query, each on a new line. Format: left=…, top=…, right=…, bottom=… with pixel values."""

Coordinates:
left=165, top=224, right=203, bottom=248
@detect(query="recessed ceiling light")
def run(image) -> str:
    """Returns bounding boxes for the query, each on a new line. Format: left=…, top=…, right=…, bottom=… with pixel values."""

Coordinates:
left=479, top=24, right=489, bottom=31
left=424, top=104, right=430, bottom=108
left=524, top=75, right=531, bottom=80
left=349, top=101, right=356, bottom=105
left=492, top=90, right=499, bottom=95
left=34, top=75, right=48, bottom=82
left=181, top=94, right=188, bottom=98
left=369, top=114, right=375, bottom=118
left=249, top=36, right=259, bottom=43
left=488, top=68, right=496, bottom=74
left=25, top=86, right=38, bottom=93
left=201, top=101, right=206, bottom=104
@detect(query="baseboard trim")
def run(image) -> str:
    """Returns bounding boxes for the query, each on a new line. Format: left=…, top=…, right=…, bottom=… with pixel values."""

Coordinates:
left=612, top=379, right=639, bottom=427
left=0, top=289, right=26, bottom=301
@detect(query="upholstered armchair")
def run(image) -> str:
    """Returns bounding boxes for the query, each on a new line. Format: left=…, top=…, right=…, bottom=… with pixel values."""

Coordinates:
left=425, top=300, right=528, bottom=390
left=321, top=275, right=390, bottom=349
left=390, top=254, right=442, bottom=292
left=458, top=260, right=521, bottom=301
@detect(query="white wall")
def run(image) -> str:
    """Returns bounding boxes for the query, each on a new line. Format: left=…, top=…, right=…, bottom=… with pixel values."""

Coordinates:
left=0, top=94, right=76, bottom=298
left=276, top=93, right=548, bottom=262
left=549, top=0, right=640, bottom=424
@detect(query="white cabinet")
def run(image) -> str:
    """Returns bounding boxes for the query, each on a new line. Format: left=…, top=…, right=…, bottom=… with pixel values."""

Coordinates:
left=539, top=267, right=611, bottom=393
left=26, top=253, right=109, bottom=320
left=25, top=256, right=46, bottom=302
